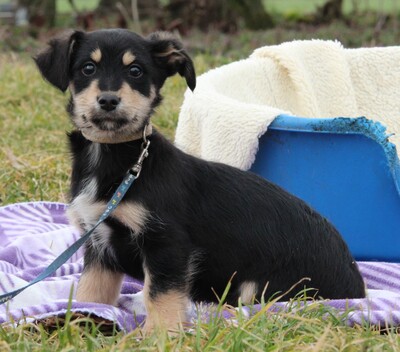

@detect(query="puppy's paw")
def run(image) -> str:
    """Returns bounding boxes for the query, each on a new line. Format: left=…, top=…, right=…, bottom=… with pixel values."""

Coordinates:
left=142, top=290, right=190, bottom=335
left=142, top=319, right=182, bottom=337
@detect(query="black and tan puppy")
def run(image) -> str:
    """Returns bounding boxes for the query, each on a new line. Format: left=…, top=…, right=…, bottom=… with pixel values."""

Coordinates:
left=35, top=29, right=365, bottom=332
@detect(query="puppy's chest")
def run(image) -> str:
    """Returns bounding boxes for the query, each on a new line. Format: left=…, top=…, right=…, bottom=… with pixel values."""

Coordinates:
left=67, top=178, right=149, bottom=253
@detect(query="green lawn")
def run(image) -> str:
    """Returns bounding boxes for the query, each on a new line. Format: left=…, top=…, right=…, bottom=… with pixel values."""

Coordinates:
left=57, top=0, right=99, bottom=13
left=1, top=0, right=396, bottom=16
left=55, top=0, right=400, bottom=15
left=57, top=0, right=400, bottom=15
left=0, top=277, right=399, bottom=351
left=265, top=0, right=399, bottom=14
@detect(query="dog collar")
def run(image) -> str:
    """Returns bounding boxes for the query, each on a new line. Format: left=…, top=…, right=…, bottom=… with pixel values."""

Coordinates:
left=81, top=124, right=153, bottom=144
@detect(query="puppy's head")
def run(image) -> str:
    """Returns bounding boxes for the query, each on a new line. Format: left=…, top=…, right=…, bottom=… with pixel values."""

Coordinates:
left=35, top=29, right=196, bottom=142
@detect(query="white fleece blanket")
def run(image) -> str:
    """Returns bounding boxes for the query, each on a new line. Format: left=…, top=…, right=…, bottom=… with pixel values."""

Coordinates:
left=176, top=40, right=400, bottom=170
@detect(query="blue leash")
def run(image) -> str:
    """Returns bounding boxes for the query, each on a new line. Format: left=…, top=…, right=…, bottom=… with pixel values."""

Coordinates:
left=0, top=137, right=150, bottom=305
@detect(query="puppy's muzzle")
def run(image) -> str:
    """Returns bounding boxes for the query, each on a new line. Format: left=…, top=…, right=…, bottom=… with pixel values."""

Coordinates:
left=97, top=93, right=121, bottom=112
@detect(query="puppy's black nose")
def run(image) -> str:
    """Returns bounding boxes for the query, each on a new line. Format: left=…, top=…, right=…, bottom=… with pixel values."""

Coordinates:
left=97, top=93, right=121, bottom=111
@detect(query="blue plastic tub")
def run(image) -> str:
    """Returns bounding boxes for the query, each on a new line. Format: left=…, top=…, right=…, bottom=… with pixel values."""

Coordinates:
left=251, top=114, right=400, bottom=262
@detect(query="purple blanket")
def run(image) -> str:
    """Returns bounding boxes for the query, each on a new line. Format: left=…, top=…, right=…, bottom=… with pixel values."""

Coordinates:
left=1, top=202, right=399, bottom=331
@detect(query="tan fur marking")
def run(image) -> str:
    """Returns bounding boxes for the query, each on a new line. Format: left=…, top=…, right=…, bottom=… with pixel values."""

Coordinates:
left=119, top=82, right=155, bottom=117
left=112, top=202, right=149, bottom=234
left=142, top=268, right=189, bottom=333
left=239, top=281, right=258, bottom=304
left=122, top=51, right=136, bottom=66
left=90, top=48, right=102, bottom=63
left=69, top=82, right=75, bottom=94
left=72, top=79, right=101, bottom=118
left=76, top=266, right=124, bottom=305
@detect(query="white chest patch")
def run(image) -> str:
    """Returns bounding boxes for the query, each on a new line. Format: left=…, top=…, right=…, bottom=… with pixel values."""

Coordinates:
left=67, top=178, right=150, bottom=262
left=67, top=181, right=113, bottom=261
left=67, top=179, right=100, bottom=233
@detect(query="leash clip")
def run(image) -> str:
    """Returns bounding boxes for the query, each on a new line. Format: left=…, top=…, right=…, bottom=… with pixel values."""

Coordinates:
left=130, top=126, right=151, bottom=178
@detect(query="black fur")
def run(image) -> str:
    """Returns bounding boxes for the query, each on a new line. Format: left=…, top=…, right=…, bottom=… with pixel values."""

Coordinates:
left=35, top=29, right=365, bottom=328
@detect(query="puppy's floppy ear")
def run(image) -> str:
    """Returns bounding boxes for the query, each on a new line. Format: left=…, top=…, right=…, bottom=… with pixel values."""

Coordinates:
left=147, top=32, right=196, bottom=91
left=34, top=30, right=83, bottom=92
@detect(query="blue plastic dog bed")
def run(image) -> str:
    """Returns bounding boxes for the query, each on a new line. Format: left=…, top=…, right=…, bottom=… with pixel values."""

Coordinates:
left=251, top=114, right=400, bottom=262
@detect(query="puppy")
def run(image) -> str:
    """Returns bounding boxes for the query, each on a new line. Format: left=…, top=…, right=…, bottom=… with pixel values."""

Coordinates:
left=35, top=29, right=365, bottom=332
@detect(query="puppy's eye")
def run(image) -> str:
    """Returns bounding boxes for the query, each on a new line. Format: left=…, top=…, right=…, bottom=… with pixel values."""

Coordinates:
left=82, top=62, right=96, bottom=76
left=129, top=64, right=143, bottom=78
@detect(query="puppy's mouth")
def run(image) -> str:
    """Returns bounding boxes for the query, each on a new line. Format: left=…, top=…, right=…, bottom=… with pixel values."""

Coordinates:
left=91, top=115, right=130, bottom=131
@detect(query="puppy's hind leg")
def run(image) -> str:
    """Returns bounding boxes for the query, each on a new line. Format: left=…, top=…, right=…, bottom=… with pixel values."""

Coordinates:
left=76, top=264, right=124, bottom=306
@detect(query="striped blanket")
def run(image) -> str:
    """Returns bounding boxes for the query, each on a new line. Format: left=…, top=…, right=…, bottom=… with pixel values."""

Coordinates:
left=0, top=202, right=399, bottom=331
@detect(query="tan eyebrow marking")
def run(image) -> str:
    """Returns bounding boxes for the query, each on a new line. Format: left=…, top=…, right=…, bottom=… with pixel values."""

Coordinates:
left=90, top=48, right=102, bottom=63
left=122, top=51, right=136, bottom=66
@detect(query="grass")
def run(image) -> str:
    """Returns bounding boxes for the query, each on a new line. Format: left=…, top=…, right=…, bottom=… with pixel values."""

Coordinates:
left=1, top=287, right=399, bottom=351
left=57, top=0, right=99, bottom=13
left=0, top=53, right=71, bottom=204
left=54, top=1, right=400, bottom=16
left=265, top=0, right=400, bottom=14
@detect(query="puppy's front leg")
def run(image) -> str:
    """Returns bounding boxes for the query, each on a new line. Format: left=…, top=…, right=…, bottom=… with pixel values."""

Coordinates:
left=142, top=267, right=190, bottom=333
left=76, top=264, right=124, bottom=305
